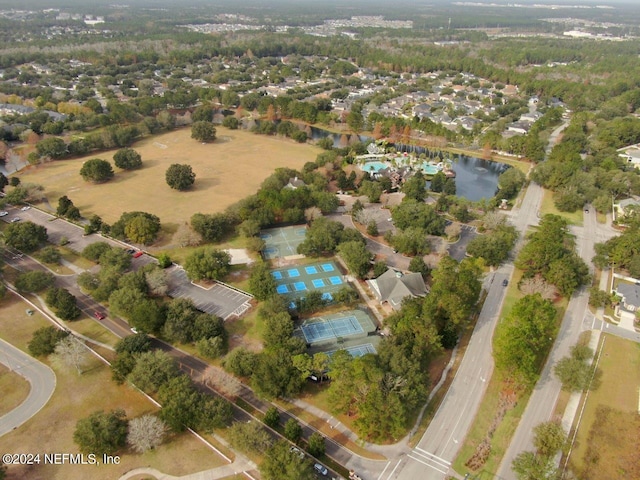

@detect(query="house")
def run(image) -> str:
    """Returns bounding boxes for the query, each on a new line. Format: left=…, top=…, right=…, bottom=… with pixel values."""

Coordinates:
left=284, top=176, right=306, bottom=190
left=507, top=121, right=531, bottom=135
left=367, top=268, right=428, bottom=310
left=617, top=144, right=640, bottom=169
left=614, top=282, right=640, bottom=311
left=613, top=198, right=640, bottom=222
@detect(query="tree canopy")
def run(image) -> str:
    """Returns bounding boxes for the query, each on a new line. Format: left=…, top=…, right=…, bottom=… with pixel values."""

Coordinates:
left=80, top=158, right=114, bottom=183
left=184, top=248, right=231, bottom=281
left=113, top=148, right=142, bottom=170
left=3, top=220, right=47, bottom=252
left=191, top=121, right=217, bottom=143
left=166, top=163, right=196, bottom=190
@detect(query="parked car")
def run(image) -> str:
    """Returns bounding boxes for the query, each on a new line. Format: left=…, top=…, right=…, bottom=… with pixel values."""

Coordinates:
left=314, top=463, right=328, bottom=476
left=0, top=211, right=8, bottom=217
left=289, top=447, right=304, bottom=459
left=125, top=248, right=136, bottom=254
left=502, top=279, right=509, bottom=287
left=132, top=251, right=143, bottom=258
left=93, top=311, right=106, bottom=320
left=131, top=327, right=138, bottom=334
left=20, top=205, right=30, bottom=211
left=10, top=217, right=20, bottom=223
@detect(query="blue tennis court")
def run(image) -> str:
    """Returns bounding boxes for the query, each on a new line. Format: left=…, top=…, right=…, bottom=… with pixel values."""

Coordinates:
left=327, top=343, right=377, bottom=358
left=288, top=268, right=300, bottom=278
left=277, top=284, right=289, bottom=294
left=296, top=228, right=307, bottom=236
left=260, top=233, right=272, bottom=240
left=301, top=315, right=364, bottom=343
left=329, top=276, right=342, bottom=285
left=293, top=281, right=307, bottom=292
left=305, top=266, right=318, bottom=275
left=321, top=263, right=334, bottom=272
left=272, top=271, right=283, bottom=280
left=260, top=226, right=308, bottom=259
left=312, top=279, right=325, bottom=288
left=271, top=261, right=349, bottom=302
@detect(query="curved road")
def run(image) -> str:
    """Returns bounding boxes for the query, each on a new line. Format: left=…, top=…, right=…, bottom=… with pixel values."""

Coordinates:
left=0, top=338, right=56, bottom=436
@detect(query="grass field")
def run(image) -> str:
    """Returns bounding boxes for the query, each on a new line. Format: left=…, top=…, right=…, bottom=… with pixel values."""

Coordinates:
left=0, top=293, right=227, bottom=480
left=540, top=189, right=584, bottom=226
left=568, top=334, right=640, bottom=479
left=18, top=127, right=321, bottom=227
left=0, top=364, right=30, bottom=417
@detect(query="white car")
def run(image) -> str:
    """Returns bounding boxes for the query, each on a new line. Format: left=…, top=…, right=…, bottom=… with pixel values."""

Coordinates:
left=314, top=463, right=328, bottom=476
left=10, top=217, right=20, bottom=223
left=20, top=206, right=30, bottom=211
left=0, top=211, right=8, bottom=217
left=131, top=327, right=138, bottom=334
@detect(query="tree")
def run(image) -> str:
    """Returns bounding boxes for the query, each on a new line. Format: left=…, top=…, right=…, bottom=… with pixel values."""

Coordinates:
left=54, top=336, right=89, bottom=374
left=39, top=246, right=62, bottom=264
left=533, top=420, right=566, bottom=457
left=166, top=163, right=195, bottom=190
left=56, top=195, right=75, bottom=217
left=173, top=222, right=203, bottom=247
left=402, top=173, right=426, bottom=201
left=498, top=168, right=526, bottom=199
left=260, top=441, right=315, bottom=480
left=127, top=414, right=167, bottom=453
left=494, top=294, right=557, bottom=386
left=82, top=242, right=112, bottom=262
left=307, top=432, right=326, bottom=457
left=36, top=137, right=67, bottom=159
left=263, top=406, right=280, bottom=428
left=115, top=333, right=152, bottom=355
left=227, top=421, right=273, bottom=456
left=15, top=270, right=54, bottom=293
left=80, top=158, right=114, bottom=183
left=46, top=287, right=81, bottom=320
left=512, top=451, right=560, bottom=480
left=191, top=121, right=217, bottom=143
left=430, top=171, right=446, bottom=193
left=127, top=350, right=180, bottom=394
left=113, top=148, right=142, bottom=170
left=223, top=347, right=258, bottom=377
left=409, top=256, right=430, bottom=277
left=284, top=418, right=303, bottom=443
left=4, top=221, right=47, bottom=252
left=28, top=326, right=69, bottom=357
left=251, top=350, right=304, bottom=399
left=249, top=262, right=277, bottom=300
left=145, top=268, right=168, bottom=296
left=125, top=214, right=160, bottom=245
left=193, top=104, right=214, bottom=122
left=74, top=409, right=128, bottom=455
left=338, top=240, right=371, bottom=279
left=184, top=248, right=231, bottom=282
left=554, top=345, right=593, bottom=392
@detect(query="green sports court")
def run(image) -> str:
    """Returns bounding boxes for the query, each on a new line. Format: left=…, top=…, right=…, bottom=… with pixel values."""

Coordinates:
left=261, top=225, right=307, bottom=260
left=295, top=309, right=377, bottom=346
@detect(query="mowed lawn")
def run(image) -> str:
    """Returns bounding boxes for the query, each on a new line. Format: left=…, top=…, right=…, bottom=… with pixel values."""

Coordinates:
left=568, top=334, right=640, bottom=479
left=0, top=293, right=227, bottom=480
left=19, top=127, right=320, bottom=227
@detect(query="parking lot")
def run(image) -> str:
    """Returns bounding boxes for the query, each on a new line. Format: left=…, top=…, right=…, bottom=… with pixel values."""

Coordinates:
left=166, top=267, right=252, bottom=320
left=447, top=224, right=478, bottom=261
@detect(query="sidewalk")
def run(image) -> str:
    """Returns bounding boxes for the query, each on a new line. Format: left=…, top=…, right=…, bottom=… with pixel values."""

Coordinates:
left=119, top=459, right=257, bottom=480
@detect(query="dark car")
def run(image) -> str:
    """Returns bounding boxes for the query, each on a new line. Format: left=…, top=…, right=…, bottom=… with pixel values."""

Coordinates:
left=502, top=279, right=509, bottom=287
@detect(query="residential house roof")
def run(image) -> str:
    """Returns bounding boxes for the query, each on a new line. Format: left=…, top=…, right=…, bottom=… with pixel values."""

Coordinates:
left=284, top=177, right=306, bottom=190
left=367, top=268, right=428, bottom=310
left=615, top=282, right=640, bottom=309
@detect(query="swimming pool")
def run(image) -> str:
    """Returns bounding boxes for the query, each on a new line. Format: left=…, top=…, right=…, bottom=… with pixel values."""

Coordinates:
left=363, top=161, right=389, bottom=173
left=421, top=162, right=442, bottom=175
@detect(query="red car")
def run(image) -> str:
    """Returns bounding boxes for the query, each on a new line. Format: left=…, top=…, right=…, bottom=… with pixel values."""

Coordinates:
left=93, top=311, right=106, bottom=320
left=132, top=251, right=143, bottom=258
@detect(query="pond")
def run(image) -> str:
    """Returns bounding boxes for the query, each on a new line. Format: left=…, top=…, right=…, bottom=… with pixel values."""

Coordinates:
left=306, top=126, right=509, bottom=201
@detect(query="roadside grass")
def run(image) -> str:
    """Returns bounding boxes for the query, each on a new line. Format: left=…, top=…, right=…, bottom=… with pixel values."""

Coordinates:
left=0, top=293, right=228, bottom=480
left=18, top=127, right=320, bottom=227
left=68, top=315, right=121, bottom=349
left=452, top=268, right=568, bottom=477
left=0, top=364, right=30, bottom=417
left=225, top=307, right=264, bottom=351
left=540, top=189, right=583, bottom=226
left=567, top=334, right=640, bottom=479
left=59, top=247, right=96, bottom=270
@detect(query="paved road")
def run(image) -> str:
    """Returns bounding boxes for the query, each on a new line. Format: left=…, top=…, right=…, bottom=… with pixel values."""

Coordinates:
left=496, top=208, right=618, bottom=479
left=0, top=338, right=56, bottom=436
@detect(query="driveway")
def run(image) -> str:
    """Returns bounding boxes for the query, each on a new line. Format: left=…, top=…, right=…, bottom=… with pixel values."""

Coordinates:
left=0, top=338, right=56, bottom=436
left=447, top=224, right=478, bottom=262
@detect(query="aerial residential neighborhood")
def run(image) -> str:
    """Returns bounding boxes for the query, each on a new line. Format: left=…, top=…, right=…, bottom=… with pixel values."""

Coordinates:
left=1, top=1, right=640, bottom=480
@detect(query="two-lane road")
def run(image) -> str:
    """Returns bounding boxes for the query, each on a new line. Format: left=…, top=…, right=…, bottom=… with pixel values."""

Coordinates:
left=0, top=338, right=56, bottom=436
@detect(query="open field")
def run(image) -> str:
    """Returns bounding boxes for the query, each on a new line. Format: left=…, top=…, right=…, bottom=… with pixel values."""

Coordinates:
left=0, top=293, right=227, bottom=480
left=568, top=334, right=640, bottom=479
left=18, top=127, right=321, bottom=227
left=540, top=189, right=583, bottom=226
left=0, top=364, right=30, bottom=417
